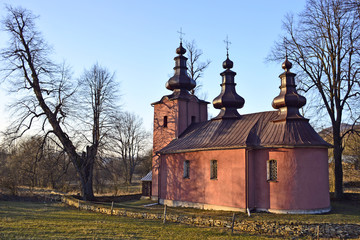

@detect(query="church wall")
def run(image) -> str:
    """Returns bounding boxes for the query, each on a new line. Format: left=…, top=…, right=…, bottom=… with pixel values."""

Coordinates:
left=152, top=97, right=208, bottom=200
left=253, top=148, right=330, bottom=212
left=152, top=98, right=179, bottom=199
left=159, top=149, right=247, bottom=209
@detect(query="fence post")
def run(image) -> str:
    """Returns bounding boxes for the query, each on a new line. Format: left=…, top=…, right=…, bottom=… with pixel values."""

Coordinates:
left=111, top=201, right=114, bottom=216
left=231, top=212, right=236, bottom=234
left=317, top=225, right=320, bottom=239
left=163, top=205, right=167, bottom=224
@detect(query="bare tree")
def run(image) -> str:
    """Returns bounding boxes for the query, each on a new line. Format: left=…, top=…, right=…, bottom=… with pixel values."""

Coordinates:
left=0, top=135, right=73, bottom=192
left=0, top=6, right=119, bottom=200
left=185, top=40, right=211, bottom=95
left=76, top=64, right=118, bottom=146
left=109, top=112, right=150, bottom=184
left=268, top=0, right=360, bottom=198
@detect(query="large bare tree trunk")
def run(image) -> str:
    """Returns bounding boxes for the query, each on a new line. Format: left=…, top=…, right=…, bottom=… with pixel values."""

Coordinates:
left=333, top=123, right=344, bottom=199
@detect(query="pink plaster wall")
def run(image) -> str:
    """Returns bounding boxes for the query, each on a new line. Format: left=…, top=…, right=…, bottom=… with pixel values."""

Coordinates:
left=160, top=149, right=247, bottom=209
left=152, top=96, right=208, bottom=198
left=253, top=148, right=330, bottom=211
left=152, top=99, right=178, bottom=198
left=160, top=147, right=330, bottom=211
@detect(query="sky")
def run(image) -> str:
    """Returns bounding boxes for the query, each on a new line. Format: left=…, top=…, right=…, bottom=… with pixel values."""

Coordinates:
left=0, top=0, right=308, bottom=135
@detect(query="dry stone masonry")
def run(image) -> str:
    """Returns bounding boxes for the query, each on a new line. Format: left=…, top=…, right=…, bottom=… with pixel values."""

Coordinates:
left=62, top=195, right=360, bottom=239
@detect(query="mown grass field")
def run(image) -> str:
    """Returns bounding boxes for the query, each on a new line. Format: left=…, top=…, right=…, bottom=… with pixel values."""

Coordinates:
left=0, top=201, right=265, bottom=240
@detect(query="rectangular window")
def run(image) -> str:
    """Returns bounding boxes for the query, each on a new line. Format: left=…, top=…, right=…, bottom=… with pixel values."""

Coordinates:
left=210, top=160, right=217, bottom=180
left=183, top=160, right=190, bottom=179
left=267, top=159, right=277, bottom=181
left=163, top=116, right=168, bottom=128
left=191, top=116, right=196, bottom=123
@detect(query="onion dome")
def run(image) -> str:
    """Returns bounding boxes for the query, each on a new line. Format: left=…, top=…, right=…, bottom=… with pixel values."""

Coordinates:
left=272, top=56, right=307, bottom=122
left=165, top=42, right=196, bottom=95
left=212, top=54, right=245, bottom=119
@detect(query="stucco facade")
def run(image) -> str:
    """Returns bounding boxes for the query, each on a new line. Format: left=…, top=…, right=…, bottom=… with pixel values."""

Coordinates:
left=156, top=147, right=330, bottom=213
left=152, top=95, right=207, bottom=200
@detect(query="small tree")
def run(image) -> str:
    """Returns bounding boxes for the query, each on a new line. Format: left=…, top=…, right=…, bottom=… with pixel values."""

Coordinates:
left=109, top=112, right=150, bottom=184
left=185, top=40, right=211, bottom=95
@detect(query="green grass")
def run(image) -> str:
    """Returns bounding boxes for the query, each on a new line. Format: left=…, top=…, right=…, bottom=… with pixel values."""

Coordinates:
left=0, top=201, right=266, bottom=239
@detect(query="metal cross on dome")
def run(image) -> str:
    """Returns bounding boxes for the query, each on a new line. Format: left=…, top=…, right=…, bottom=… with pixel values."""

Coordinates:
left=224, top=35, right=231, bottom=57
left=284, top=37, right=288, bottom=57
left=177, top=28, right=185, bottom=43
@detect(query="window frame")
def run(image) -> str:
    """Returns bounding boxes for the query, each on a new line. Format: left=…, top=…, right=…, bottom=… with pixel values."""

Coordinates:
left=267, top=159, right=278, bottom=182
left=183, top=160, right=190, bottom=179
left=210, top=160, right=218, bottom=180
left=163, top=116, right=168, bottom=128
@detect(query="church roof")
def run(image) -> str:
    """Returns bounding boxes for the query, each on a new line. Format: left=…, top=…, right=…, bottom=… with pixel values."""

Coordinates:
left=159, top=111, right=331, bottom=154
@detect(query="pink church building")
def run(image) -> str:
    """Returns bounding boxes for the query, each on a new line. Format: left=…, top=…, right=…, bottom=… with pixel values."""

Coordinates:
left=151, top=42, right=331, bottom=214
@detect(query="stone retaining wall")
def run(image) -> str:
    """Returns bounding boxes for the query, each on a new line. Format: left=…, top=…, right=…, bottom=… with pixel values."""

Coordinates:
left=61, top=195, right=360, bottom=239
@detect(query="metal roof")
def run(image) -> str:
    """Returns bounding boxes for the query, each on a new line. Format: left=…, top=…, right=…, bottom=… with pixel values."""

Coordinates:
left=159, top=111, right=331, bottom=154
left=141, top=171, right=152, bottom=182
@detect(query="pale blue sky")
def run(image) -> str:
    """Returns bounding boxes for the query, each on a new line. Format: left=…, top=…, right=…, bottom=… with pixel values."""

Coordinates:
left=0, top=0, right=307, bottom=133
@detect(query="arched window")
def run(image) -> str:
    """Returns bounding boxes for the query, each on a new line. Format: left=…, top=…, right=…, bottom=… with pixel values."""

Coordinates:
left=183, top=160, right=190, bottom=179
left=210, top=160, right=217, bottom=180
left=267, top=159, right=277, bottom=181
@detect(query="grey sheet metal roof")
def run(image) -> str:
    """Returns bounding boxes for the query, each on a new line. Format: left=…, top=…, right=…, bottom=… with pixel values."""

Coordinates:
left=141, top=171, right=152, bottom=182
left=159, top=111, right=331, bottom=154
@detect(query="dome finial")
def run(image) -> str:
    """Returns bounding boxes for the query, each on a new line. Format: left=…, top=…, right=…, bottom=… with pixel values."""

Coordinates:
left=282, top=54, right=292, bottom=72
left=177, top=27, right=185, bottom=44
left=224, top=35, right=231, bottom=58
left=282, top=37, right=292, bottom=72
left=176, top=28, right=186, bottom=55
left=222, top=35, right=233, bottom=69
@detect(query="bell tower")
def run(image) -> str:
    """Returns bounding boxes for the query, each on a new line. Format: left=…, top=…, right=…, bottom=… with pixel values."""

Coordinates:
left=151, top=41, right=208, bottom=200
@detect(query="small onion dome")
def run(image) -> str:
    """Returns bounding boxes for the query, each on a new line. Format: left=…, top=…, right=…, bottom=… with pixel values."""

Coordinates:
left=212, top=54, right=244, bottom=119
left=272, top=56, right=307, bottom=121
left=222, top=55, right=234, bottom=69
left=176, top=42, right=186, bottom=55
left=165, top=42, right=196, bottom=92
left=282, top=55, right=292, bottom=72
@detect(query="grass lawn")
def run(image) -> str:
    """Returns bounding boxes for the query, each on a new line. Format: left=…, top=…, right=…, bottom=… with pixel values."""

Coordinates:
left=0, top=201, right=266, bottom=239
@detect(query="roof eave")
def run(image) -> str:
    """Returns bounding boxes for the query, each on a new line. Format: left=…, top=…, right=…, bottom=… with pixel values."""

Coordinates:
left=159, top=143, right=332, bottom=155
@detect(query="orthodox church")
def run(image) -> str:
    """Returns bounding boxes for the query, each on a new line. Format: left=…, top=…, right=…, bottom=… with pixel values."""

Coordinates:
left=150, top=41, right=331, bottom=214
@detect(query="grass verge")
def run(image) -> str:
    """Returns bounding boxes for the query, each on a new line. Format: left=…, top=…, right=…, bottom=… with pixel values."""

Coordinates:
left=0, top=201, right=267, bottom=239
